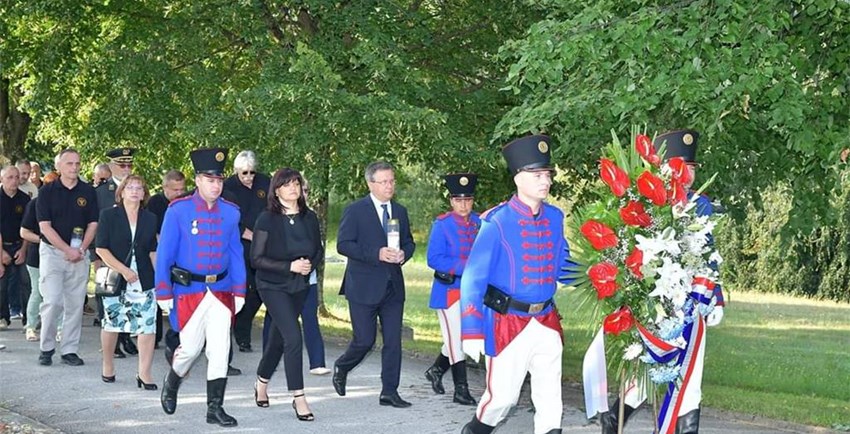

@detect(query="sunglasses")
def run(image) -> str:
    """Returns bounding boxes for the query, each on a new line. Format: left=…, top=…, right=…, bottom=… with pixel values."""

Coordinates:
left=117, top=163, right=133, bottom=169
left=241, top=170, right=256, bottom=176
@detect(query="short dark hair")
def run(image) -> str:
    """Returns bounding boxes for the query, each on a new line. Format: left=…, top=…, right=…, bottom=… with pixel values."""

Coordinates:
left=267, top=168, right=308, bottom=215
left=162, top=169, right=186, bottom=185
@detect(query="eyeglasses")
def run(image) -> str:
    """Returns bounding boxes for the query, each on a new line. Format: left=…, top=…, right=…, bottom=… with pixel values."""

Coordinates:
left=125, top=185, right=145, bottom=191
left=370, top=179, right=395, bottom=186
left=241, top=171, right=256, bottom=176
left=117, top=163, right=133, bottom=169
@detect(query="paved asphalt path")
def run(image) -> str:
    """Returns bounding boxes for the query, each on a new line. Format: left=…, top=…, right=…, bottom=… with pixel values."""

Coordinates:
left=0, top=316, right=835, bottom=433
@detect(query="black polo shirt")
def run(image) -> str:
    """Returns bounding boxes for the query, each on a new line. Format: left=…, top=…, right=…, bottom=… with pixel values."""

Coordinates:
left=0, top=188, right=30, bottom=244
left=20, top=198, right=40, bottom=267
left=146, top=192, right=169, bottom=234
left=224, top=173, right=270, bottom=231
left=36, top=178, right=99, bottom=247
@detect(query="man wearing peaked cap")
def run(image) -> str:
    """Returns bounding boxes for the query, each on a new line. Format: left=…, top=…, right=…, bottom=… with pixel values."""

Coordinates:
left=95, top=147, right=139, bottom=359
left=423, top=173, right=480, bottom=406
left=155, top=147, right=247, bottom=427
left=599, top=130, right=725, bottom=434
left=459, top=134, right=575, bottom=434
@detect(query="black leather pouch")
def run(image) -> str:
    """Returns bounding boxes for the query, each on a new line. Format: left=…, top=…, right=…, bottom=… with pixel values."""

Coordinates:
left=170, top=266, right=191, bottom=286
left=434, top=271, right=456, bottom=285
left=483, top=285, right=510, bottom=314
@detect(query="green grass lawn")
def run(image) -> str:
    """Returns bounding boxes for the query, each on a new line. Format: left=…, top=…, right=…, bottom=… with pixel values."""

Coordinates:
left=316, top=257, right=850, bottom=428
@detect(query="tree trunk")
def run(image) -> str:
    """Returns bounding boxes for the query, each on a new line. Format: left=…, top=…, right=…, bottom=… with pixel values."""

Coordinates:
left=0, top=76, right=31, bottom=164
left=314, top=158, right=332, bottom=317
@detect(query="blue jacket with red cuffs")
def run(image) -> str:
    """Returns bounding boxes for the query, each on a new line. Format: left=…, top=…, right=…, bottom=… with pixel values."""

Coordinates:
left=460, top=195, right=574, bottom=356
left=427, top=211, right=481, bottom=309
left=155, top=191, right=247, bottom=332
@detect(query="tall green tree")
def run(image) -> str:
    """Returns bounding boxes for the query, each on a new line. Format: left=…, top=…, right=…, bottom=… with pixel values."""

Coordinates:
left=496, top=0, right=850, bottom=233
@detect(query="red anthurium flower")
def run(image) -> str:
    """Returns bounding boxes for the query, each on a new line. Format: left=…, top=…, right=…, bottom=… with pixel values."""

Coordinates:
left=669, top=179, right=688, bottom=206
left=666, top=157, right=693, bottom=185
left=637, top=171, right=667, bottom=206
left=580, top=220, right=619, bottom=250
left=635, top=134, right=659, bottom=166
left=625, top=247, right=644, bottom=279
left=588, top=262, right=620, bottom=299
left=619, top=200, right=652, bottom=228
left=603, top=306, right=635, bottom=335
left=599, top=158, right=630, bottom=197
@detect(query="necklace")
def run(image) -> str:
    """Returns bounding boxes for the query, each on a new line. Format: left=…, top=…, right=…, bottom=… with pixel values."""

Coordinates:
left=286, top=214, right=296, bottom=225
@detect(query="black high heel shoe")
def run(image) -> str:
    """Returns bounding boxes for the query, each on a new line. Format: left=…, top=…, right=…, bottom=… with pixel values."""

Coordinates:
left=292, top=394, right=314, bottom=422
left=102, top=374, right=116, bottom=383
left=254, top=377, right=269, bottom=408
left=136, top=375, right=158, bottom=391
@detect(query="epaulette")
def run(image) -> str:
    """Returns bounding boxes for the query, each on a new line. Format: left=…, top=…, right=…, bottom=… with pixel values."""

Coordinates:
left=167, top=195, right=194, bottom=208
left=480, top=201, right=507, bottom=221
left=435, top=212, right=452, bottom=221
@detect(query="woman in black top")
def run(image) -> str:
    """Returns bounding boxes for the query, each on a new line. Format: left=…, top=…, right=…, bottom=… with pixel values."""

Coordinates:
left=95, top=175, right=158, bottom=389
left=251, top=168, right=322, bottom=421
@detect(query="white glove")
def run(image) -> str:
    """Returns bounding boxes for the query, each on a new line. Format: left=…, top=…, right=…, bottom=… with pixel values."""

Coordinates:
left=234, top=297, right=245, bottom=314
left=157, top=299, right=173, bottom=314
left=706, top=306, right=724, bottom=326
left=463, top=339, right=485, bottom=363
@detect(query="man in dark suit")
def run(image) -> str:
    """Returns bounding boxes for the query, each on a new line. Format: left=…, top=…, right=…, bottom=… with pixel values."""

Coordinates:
left=333, top=161, right=416, bottom=408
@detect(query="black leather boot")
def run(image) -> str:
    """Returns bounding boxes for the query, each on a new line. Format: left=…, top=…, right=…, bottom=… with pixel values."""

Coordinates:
left=424, top=354, right=450, bottom=394
left=599, top=398, right=637, bottom=434
left=544, top=430, right=562, bottom=434
left=206, top=378, right=237, bottom=427
left=160, top=369, right=182, bottom=415
left=676, top=408, right=700, bottom=434
left=451, top=361, right=477, bottom=405
left=460, top=416, right=494, bottom=434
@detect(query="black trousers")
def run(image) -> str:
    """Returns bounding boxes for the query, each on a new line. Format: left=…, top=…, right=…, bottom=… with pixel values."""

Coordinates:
left=335, top=281, right=404, bottom=395
left=233, top=264, right=263, bottom=346
left=256, top=288, right=307, bottom=390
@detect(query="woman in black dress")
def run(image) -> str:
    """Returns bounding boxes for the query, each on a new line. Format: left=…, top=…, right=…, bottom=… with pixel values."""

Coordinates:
left=251, top=168, right=322, bottom=421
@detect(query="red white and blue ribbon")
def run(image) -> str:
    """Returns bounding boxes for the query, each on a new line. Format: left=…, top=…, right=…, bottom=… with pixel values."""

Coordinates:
left=656, top=314, right=705, bottom=434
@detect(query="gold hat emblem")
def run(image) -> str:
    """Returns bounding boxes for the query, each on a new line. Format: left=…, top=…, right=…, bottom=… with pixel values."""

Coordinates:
left=76, top=197, right=87, bottom=207
left=538, top=140, right=549, bottom=153
left=257, top=189, right=266, bottom=199
left=459, top=176, right=469, bottom=186
left=215, top=152, right=225, bottom=162
left=122, top=148, right=130, bottom=155
left=683, top=133, right=694, bottom=145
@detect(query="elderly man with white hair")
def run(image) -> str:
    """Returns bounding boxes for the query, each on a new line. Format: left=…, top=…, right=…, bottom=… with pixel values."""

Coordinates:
left=223, top=150, right=271, bottom=354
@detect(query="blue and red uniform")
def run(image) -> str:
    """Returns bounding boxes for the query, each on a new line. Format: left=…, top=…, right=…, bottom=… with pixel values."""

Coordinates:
left=460, top=195, right=573, bottom=356
left=155, top=192, right=246, bottom=332
left=428, top=211, right=481, bottom=309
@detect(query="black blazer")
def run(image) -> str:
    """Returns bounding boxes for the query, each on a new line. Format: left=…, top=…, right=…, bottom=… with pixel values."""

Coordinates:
left=337, top=195, right=415, bottom=305
left=95, top=206, right=158, bottom=291
left=251, top=209, right=324, bottom=294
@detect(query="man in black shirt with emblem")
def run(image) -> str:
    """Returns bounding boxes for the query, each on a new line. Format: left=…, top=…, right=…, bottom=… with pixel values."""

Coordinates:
left=223, top=150, right=270, bottom=353
left=0, top=165, right=31, bottom=328
left=36, top=149, right=99, bottom=366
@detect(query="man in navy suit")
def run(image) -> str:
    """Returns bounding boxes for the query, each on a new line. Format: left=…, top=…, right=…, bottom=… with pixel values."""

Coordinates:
left=332, top=161, right=416, bottom=408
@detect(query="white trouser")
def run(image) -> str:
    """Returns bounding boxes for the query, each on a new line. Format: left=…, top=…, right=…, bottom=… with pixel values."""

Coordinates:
left=38, top=244, right=88, bottom=354
left=437, top=300, right=463, bottom=364
left=476, top=318, right=563, bottom=434
left=623, top=327, right=707, bottom=415
left=172, top=290, right=232, bottom=380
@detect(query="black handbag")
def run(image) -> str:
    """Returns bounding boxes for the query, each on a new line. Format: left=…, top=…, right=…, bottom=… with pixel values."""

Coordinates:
left=94, top=240, right=136, bottom=297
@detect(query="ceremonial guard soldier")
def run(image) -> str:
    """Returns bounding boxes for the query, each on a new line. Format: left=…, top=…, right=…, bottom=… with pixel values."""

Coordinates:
left=460, top=135, right=573, bottom=434
left=156, top=148, right=246, bottom=427
left=424, top=173, right=480, bottom=406
left=599, top=130, right=725, bottom=434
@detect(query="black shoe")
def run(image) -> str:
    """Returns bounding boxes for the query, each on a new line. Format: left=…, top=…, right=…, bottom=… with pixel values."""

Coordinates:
left=61, top=353, right=85, bottom=366
left=543, top=430, right=562, bottom=434
left=121, top=336, right=139, bottom=355
left=378, top=392, right=412, bottom=408
left=114, top=345, right=127, bottom=359
left=453, top=384, right=477, bottom=406
left=600, top=398, right=637, bottom=434
left=38, top=349, right=55, bottom=366
left=161, top=369, right=183, bottom=415
left=461, top=416, right=495, bottom=434
left=676, top=408, right=700, bottom=434
left=206, top=378, right=237, bottom=427
left=137, top=375, right=158, bottom=390
left=237, top=342, right=252, bottom=353
left=424, top=365, right=446, bottom=395
left=254, top=377, right=269, bottom=408
left=291, top=393, right=314, bottom=422
left=102, top=374, right=116, bottom=383
left=226, top=365, right=242, bottom=376
left=332, top=364, right=347, bottom=396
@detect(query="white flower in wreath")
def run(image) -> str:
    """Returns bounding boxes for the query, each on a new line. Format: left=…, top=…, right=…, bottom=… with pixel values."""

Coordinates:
left=649, top=258, right=689, bottom=308
left=635, top=230, right=681, bottom=265
left=623, top=343, right=644, bottom=361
